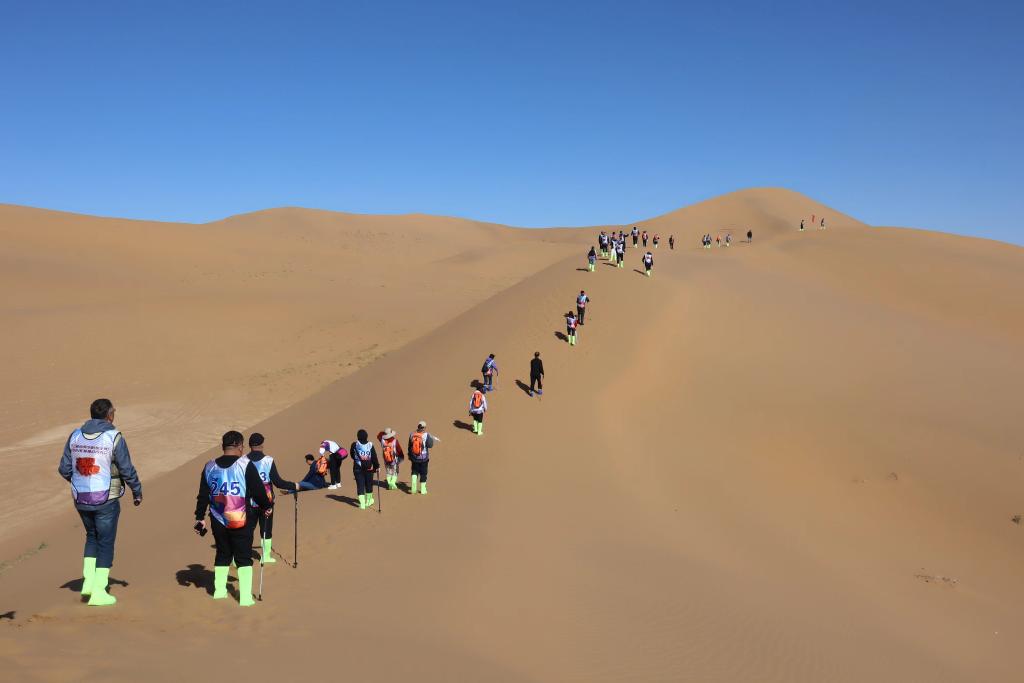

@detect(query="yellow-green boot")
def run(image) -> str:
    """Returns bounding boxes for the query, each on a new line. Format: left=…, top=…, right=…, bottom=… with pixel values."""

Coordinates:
left=358, top=494, right=367, bottom=509
left=420, top=481, right=428, bottom=495
left=237, top=566, right=256, bottom=607
left=410, top=475, right=418, bottom=494
left=87, top=568, right=116, bottom=606
left=81, top=557, right=97, bottom=596
left=213, top=565, right=229, bottom=599
left=262, top=538, right=276, bottom=564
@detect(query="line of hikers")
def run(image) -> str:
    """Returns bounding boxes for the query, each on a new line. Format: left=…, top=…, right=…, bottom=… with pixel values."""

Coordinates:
left=799, top=217, right=826, bottom=231
left=60, top=398, right=441, bottom=607
left=594, top=231, right=659, bottom=275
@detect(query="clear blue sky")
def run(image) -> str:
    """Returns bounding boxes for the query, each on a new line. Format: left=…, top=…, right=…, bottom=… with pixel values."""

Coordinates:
left=2, top=0, right=1022, bottom=243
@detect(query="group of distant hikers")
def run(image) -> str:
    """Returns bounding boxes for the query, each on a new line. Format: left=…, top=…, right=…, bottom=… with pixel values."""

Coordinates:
left=58, top=216, right=827, bottom=608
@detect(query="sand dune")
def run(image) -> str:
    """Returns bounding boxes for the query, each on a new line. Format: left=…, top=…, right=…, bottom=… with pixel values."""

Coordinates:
left=2, top=189, right=1023, bottom=681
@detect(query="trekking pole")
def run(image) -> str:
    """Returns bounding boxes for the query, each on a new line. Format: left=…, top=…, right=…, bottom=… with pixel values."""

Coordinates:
left=377, top=468, right=382, bottom=514
left=258, top=525, right=267, bottom=601
left=293, top=491, right=299, bottom=569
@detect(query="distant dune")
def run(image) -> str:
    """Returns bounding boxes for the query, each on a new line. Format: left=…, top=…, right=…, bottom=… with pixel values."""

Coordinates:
left=2, top=189, right=1022, bottom=681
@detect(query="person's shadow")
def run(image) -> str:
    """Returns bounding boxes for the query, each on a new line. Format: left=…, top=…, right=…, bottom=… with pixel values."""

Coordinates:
left=61, top=574, right=129, bottom=594
left=175, top=563, right=228, bottom=596
left=469, top=379, right=484, bottom=390
left=326, top=494, right=360, bottom=507
left=514, top=380, right=533, bottom=396
left=0, top=611, right=14, bottom=620
left=575, top=267, right=590, bottom=272
left=554, top=331, right=568, bottom=342
left=452, top=419, right=474, bottom=432
left=633, top=268, right=647, bottom=276
left=602, top=261, right=617, bottom=268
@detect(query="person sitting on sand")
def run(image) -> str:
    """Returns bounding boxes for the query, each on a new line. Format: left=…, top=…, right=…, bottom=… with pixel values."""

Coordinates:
left=298, top=454, right=327, bottom=490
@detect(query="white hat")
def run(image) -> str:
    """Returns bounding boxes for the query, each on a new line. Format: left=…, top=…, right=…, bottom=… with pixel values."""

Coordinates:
left=417, top=420, right=427, bottom=430
left=382, top=427, right=397, bottom=440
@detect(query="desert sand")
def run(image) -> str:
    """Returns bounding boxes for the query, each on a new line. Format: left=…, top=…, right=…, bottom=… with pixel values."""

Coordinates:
left=2, top=188, right=1023, bottom=682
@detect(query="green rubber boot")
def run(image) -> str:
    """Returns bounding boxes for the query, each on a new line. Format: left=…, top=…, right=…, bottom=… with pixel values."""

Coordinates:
left=237, top=566, right=256, bottom=607
left=213, top=565, right=229, bottom=599
left=420, top=481, right=428, bottom=495
left=410, top=475, right=418, bottom=494
left=358, top=494, right=367, bottom=509
left=367, top=492, right=375, bottom=507
left=87, top=568, right=117, bottom=606
left=81, top=556, right=97, bottom=596
left=478, top=422, right=484, bottom=436
left=262, top=538, right=276, bottom=564
left=389, top=475, right=398, bottom=490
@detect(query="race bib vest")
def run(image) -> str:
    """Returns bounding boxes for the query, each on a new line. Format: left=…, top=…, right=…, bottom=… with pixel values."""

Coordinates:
left=250, top=456, right=274, bottom=508
left=354, top=441, right=373, bottom=463
left=69, top=428, right=119, bottom=505
left=204, top=456, right=250, bottom=529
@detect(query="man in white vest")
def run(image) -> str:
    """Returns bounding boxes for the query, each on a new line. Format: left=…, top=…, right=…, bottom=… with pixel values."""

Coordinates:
left=57, top=398, right=143, bottom=606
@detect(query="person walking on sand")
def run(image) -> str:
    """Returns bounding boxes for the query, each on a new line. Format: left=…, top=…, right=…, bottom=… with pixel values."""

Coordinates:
left=599, top=231, right=609, bottom=258
left=631, top=226, right=639, bottom=248
left=194, top=430, right=272, bottom=607
left=643, top=251, right=654, bottom=277
left=820, top=217, right=826, bottom=230
left=669, top=235, right=675, bottom=250
left=653, top=234, right=660, bottom=249
left=58, top=398, right=143, bottom=607
left=529, top=351, right=544, bottom=397
left=587, top=246, right=597, bottom=272
left=469, top=388, right=488, bottom=435
left=747, top=229, right=753, bottom=243
left=320, top=439, right=347, bottom=490
left=642, top=230, right=649, bottom=248
left=350, top=429, right=379, bottom=510
left=799, top=219, right=805, bottom=232
left=616, top=240, right=625, bottom=268
left=246, top=433, right=296, bottom=565
left=481, top=353, right=498, bottom=392
left=377, top=428, right=404, bottom=490
left=716, top=234, right=721, bottom=248
left=725, top=233, right=732, bottom=247
left=576, top=290, right=590, bottom=325
left=408, top=421, right=439, bottom=495
left=565, top=311, right=579, bottom=346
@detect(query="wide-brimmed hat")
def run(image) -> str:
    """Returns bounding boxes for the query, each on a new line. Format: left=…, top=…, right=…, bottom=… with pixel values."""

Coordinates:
left=382, top=427, right=397, bottom=440
left=417, top=420, right=427, bottom=430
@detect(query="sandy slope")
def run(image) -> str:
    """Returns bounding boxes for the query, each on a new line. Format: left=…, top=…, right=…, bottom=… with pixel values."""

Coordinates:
left=2, top=189, right=1023, bottom=681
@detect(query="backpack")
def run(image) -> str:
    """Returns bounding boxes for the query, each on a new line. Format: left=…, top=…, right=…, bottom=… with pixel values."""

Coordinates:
left=472, top=392, right=483, bottom=409
left=410, top=432, right=425, bottom=457
left=315, top=455, right=329, bottom=477
left=382, top=439, right=397, bottom=464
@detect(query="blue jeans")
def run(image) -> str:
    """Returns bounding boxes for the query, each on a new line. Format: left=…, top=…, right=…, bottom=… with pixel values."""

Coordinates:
left=78, top=499, right=121, bottom=568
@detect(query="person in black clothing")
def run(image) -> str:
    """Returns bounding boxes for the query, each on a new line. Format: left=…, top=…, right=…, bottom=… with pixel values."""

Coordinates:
left=245, top=433, right=296, bottom=565
left=576, top=290, right=589, bottom=325
left=298, top=454, right=327, bottom=490
left=350, top=429, right=380, bottom=510
left=529, top=352, right=544, bottom=397
left=747, top=229, right=753, bottom=243
left=194, top=430, right=272, bottom=607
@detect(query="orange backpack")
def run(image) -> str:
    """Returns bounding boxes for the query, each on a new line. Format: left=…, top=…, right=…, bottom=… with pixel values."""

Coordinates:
left=472, top=391, right=483, bottom=409
left=315, top=455, right=329, bottom=477
left=382, top=439, right=397, bottom=464
left=410, top=432, right=425, bottom=457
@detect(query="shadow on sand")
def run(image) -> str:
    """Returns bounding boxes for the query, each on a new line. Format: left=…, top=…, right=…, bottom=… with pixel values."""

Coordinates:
left=452, top=419, right=475, bottom=432
left=326, top=494, right=360, bottom=507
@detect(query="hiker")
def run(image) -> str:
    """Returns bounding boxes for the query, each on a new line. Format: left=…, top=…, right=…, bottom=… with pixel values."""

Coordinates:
left=576, top=290, right=590, bottom=325
left=716, top=235, right=721, bottom=248
left=811, top=213, right=816, bottom=226
left=194, top=430, right=272, bottom=607
left=799, top=219, right=805, bottom=231
left=615, top=240, right=625, bottom=268
left=631, top=226, right=639, bottom=248
left=320, top=439, right=347, bottom=489
left=599, top=231, right=608, bottom=258
left=481, top=353, right=498, bottom=392
left=469, top=388, right=488, bottom=435
left=565, top=311, right=578, bottom=346
left=377, top=428, right=405, bottom=490
left=58, top=398, right=142, bottom=607
left=669, top=235, right=675, bottom=250
left=653, top=234, right=660, bottom=249
left=820, top=217, right=826, bottom=230
left=587, top=246, right=597, bottom=272
left=407, top=421, right=439, bottom=495
left=642, top=230, right=649, bottom=248
left=298, top=454, right=327, bottom=490
left=350, top=429, right=379, bottom=510
left=246, top=433, right=296, bottom=565
left=747, top=229, right=752, bottom=243
left=643, top=251, right=654, bottom=277
left=725, top=233, right=732, bottom=247
left=529, top=351, right=544, bottom=397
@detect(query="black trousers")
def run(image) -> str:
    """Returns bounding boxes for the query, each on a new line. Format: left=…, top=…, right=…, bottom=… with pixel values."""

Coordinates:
left=354, top=469, right=375, bottom=495
left=211, top=517, right=255, bottom=568
left=247, top=507, right=274, bottom=539
left=411, top=460, right=429, bottom=482
left=577, top=306, right=586, bottom=324
left=471, top=411, right=484, bottom=424
left=530, top=374, right=543, bottom=392
left=329, top=453, right=343, bottom=485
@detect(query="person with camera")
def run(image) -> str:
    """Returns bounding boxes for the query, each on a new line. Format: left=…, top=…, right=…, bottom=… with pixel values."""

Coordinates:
left=194, top=431, right=272, bottom=607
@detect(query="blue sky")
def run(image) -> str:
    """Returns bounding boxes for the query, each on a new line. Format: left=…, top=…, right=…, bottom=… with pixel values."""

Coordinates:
left=1, top=0, right=1021, bottom=243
